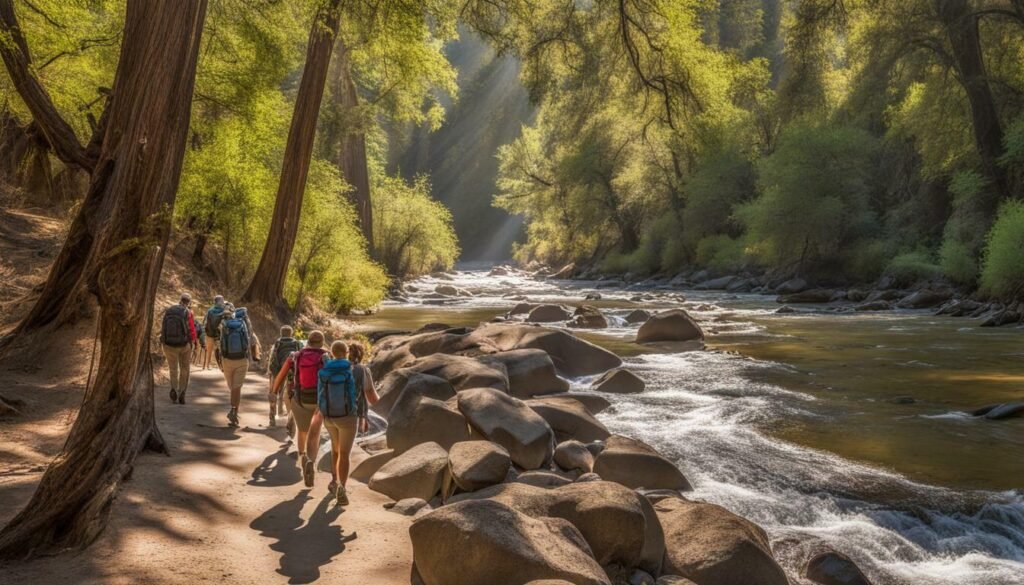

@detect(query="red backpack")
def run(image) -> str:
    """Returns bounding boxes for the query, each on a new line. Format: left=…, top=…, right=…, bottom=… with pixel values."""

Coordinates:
left=292, top=347, right=326, bottom=405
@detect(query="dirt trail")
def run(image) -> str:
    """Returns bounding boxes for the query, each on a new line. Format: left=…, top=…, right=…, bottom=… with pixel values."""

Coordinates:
left=0, top=366, right=413, bottom=584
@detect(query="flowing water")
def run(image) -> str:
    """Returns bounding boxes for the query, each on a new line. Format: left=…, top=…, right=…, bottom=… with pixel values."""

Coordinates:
left=354, top=269, right=1024, bottom=585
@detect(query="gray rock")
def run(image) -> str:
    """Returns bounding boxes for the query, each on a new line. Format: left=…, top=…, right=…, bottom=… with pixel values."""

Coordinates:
left=369, top=442, right=449, bottom=501
left=896, top=289, right=952, bottom=309
left=447, top=440, right=512, bottom=493
left=570, top=305, right=609, bottom=329
left=528, top=304, right=573, bottom=323
left=554, top=440, right=595, bottom=473
left=387, top=390, right=471, bottom=454
left=804, top=548, right=874, bottom=585
left=636, top=309, right=704, bottom=344
left=527, top=397, right=611, bottom=443
left=457, top=387, right=555, bottom=469
left=778, top=289, right=835, bottom=303
left=478, top=349, right=570, bottom=399
left=592, top=368, right=646, bottom=394
left=776, top=277, right=809, bottom=294
left=625, top=309, right=652, bottom=324
left=853, top=300, right=892, bottom=312
left=694, top=275, right=737, bottom=290
left=466, top=323, right=622, bottom=377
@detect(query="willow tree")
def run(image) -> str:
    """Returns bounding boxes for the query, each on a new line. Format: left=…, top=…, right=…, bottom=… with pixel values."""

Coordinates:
left=0, top=0, right=207, bottom=557
left=242, top=0, right=342, bottom=308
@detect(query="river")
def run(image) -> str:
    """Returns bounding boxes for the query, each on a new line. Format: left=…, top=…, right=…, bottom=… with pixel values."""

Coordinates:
left=353, top=269, right=1024, bottom=585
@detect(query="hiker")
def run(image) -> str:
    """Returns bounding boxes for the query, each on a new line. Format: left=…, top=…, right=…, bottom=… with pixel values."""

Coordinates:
left=219, top=302, right=260, bottom=427
left=318, top=341, right=379, bottom=504
left=271, top=330, right=328, bottom=487
left=267, top=325, right=303, bottom=428
left=202, top=295, right=228, bottom=370
left=160, top=293, right=198, bottom=404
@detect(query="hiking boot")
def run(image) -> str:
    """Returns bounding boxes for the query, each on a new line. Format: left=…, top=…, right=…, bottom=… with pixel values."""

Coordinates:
left=327, top=480, right=338, bottom=495
left=169, top=388, right=178, bottom=403
left=177, top=390, right=186, bottom=405
left=302, top=456, right=315, bottom=488
left=337, top=485, right=349, bottom=506
left=227, top=408, right=239, bottom=427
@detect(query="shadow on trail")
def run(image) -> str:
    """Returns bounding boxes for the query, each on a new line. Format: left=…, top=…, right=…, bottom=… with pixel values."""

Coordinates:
left=249, top=444, right=301, bottom=487
left=250, top=490, right=355, bottom=584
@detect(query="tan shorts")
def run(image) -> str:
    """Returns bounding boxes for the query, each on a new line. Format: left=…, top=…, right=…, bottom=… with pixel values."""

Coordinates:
left=222, top=358, right=248, bottom=390
left=324, top=416, right=358, bottom=454
left=289, top=393, right=318, bottom=432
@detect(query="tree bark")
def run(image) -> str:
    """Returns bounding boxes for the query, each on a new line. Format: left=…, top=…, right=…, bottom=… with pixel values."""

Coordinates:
left=242, top=0, right=342, bottom=308
left=331, top=43, right=374, bottom=249
left=0, top=0, right=95, bottom=170
left=0, top=0, right=207, bottom=559
left=934, top=0, right=1010, bottom=211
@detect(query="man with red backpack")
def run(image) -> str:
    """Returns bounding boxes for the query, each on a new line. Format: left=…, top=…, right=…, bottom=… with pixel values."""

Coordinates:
left=160, top=293, right=198, bottom=404
left=270, top=330, right=328, bottom=487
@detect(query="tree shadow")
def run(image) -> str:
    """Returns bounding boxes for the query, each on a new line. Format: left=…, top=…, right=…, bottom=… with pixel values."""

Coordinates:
left=248, top=444, right=301, bottom=487
left=250, top=490, right=355, bottom=584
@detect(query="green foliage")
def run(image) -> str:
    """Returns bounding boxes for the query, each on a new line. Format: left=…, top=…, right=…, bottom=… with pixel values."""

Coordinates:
left=737, top=123, right=879, bottom=275
left=373, top=175, right=459, bottom=277
left=980, top=201, right=1024, bottom=299
left=696, top=234, right=747, bottom=272
left=885, top=250, right=941, bottom=287
left=939, top=238, right=978, bottom=285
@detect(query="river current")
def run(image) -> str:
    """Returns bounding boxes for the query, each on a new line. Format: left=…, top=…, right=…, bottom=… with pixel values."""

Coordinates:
left=354, top=269, right=1024, bottom=585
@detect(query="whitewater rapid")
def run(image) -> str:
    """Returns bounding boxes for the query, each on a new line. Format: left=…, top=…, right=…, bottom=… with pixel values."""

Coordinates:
left=387, top=269, right=1024, bottom=585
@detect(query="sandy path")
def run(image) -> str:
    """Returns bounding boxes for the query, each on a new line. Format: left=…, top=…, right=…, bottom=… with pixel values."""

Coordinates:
left=0, top=366, right=413, bottom=584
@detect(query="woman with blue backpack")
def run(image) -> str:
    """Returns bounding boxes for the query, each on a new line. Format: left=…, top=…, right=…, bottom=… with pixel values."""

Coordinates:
left=318, top=340, right=379, bottom=505
left=219, top=302, right=261, bottom=427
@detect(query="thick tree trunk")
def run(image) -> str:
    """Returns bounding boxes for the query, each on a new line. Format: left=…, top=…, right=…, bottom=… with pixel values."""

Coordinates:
left=331, top=44, right=374, bottom=249
left=934, top=0, right=1009, bottom=211
left=0, top=0, right=207, bottom=559
left=242, top=0, right=341, bottom=308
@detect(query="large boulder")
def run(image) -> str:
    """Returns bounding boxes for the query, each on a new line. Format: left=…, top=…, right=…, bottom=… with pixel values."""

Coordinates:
left=527, top=397, right=611, bottom=443
left=373, top=371, right=456, bottom=417
left=457, top=387, right=555, bottom=469
left=538, top=393, right=612, bottom=416
left=350, top=449, right=395, bottom=483
left=804, top=549, right=874, bottom=585
left=405, top=353, right=509, bottom=392
left=467, top=323, right=622, bottom=377
left=592, top=368, right=645, bottom=394
left=479, top=349, right=570, bottom=399
left=515, top=469, right=577, bottom=488
left=452, top=481, right=665, bottom=574
left=528, top=304, right=574, bottom=323
left=554, top=440, right=595, bottom=473
left=636, top=310, right=704, bottom=344
left=370, top=329, right=476, bottom=378
left=655, top=497, right=788, bottom=585
left=694, top=276, right=737, bottom=290
left=570, top=305, right=609, bottom=329
left=411, top=499, right=610, bottom=585
left=775, top=277, right=809, bottom=294
left=509, top=302, right=538, bottom=316
left=896, top=289, right=951, bottom=309
left=777, top=289, right=835, bottom=304
left=593, top=435, right=691, bottom=491
left=448, top=441, right=512, bottom=493
left=387, top=390, right=471, bottom=454
left=369, top=442, right=449, bottom=501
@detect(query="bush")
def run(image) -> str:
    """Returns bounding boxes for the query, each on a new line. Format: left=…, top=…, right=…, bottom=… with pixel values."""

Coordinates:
left=885, top=250, right=941, bottom=286
left=939, top=238, right=978, bottom=285
left=373, top=174, right=460, bottom=278
left=696, top=234, right=747, bottom=272
left=980, top=201, right=1024, bottom=298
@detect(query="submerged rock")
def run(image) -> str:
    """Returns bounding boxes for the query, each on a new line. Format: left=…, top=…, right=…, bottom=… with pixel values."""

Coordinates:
left=804, top=549, right=874, bottom=585
left=971, top=402, right=1024, bottom=420
left=625, top=309, right=652, bottom=324
left=528, top=304, right=574, bottom=323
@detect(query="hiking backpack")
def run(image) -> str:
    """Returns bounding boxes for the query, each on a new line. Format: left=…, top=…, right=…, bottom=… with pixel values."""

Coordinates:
left=270, top=337, right=302, bottom=376
left=219, top=316, right=249, bottom=360
left=293, top=347, right=327, bottom=405
left=204, top=306, right=226, bottom=338
left=161, top=305, right=191, bottom=348
left=317, top=359, right=359, bottom=417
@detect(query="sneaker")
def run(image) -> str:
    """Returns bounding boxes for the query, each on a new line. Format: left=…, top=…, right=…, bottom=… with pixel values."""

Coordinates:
left=327, top=480, right=338, bottom=495
left=269, top=414, right=276, bottom=428
left=177, top=390, right=186, bottom=405
left=336, top=485, right=349, bottom=506
left=227, top=408, right=239, bottom=427
left=302, top=456, right=315, bottom=488
left=169, top=388, right=178, bottom=403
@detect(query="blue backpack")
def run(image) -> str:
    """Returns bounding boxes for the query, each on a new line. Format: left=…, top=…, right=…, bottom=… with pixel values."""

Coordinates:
left=317, top=359, right=358, bottom=418
left=219, top=316, right=249, bottom=360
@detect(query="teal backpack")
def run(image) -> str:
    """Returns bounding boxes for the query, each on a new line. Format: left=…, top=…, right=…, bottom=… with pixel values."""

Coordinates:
left=219, top=317, right=249, bottom=360
left=317, top=359, right=358, bottom=417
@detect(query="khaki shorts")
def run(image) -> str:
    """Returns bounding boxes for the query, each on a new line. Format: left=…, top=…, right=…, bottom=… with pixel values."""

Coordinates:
left=289, top=393, right=318, bottom=433
left=324, top=416, right=358, bottom=455
left=222, top=358, right=248, bottom=390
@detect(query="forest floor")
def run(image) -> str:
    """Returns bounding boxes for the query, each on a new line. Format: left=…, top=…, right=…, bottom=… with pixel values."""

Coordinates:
left=0, top=204, right=413, bottom=584
left=0, top=365, right=414, bottom=584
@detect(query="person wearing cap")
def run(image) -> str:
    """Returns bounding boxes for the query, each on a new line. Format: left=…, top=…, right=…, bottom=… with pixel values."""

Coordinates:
left=161, top=293, right=198, bottom=404
left=201, top=295, right=227, bottom=369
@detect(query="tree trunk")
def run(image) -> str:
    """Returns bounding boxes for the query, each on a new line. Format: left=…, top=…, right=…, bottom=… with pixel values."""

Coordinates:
left=934, top=0, right=1009, bottom=212
left=0, top=0, right=207, bottom=558
left=242, top=0, right=341, bottom=308
left=331, top=43, right=374, bottom=249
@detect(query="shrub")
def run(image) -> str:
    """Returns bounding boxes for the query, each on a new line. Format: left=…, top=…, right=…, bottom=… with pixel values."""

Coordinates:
left=885, top=250, right=941, bottom=286
left=980, top=201, right=1024, bottom=299
left=939, top=238, right=978, bottom=285
left=696, top=234, right=747, bottom=272
left=373, top=174, right=460, bottom=278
